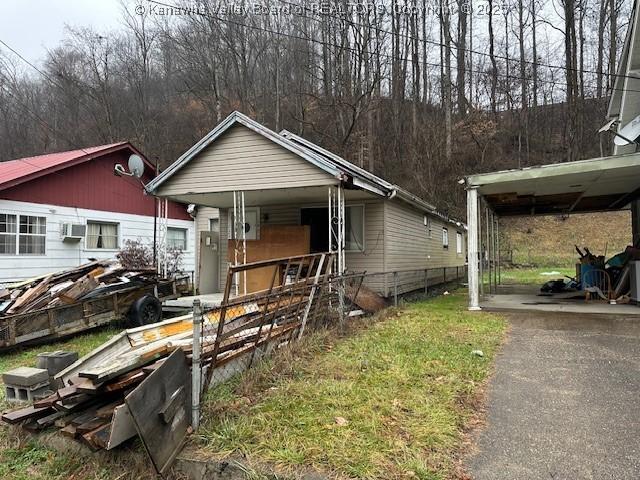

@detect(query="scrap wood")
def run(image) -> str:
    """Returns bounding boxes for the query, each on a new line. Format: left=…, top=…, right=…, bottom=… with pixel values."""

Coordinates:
left=2, top=405, right=53, bottom=425
left=345, top=283, right=387, bottom=313
left=59, top=274, right=99, bottom=304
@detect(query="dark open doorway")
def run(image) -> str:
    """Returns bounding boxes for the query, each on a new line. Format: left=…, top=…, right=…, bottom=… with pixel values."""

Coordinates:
left=301, top=207, right=329, bottom=253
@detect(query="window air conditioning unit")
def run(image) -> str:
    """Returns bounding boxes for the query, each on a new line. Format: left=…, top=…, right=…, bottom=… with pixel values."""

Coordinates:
left=61, top=223, right=86, bottom=242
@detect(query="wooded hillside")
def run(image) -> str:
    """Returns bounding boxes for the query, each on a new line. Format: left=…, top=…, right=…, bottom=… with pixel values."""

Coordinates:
left=0, top=0, right=631, bottom=218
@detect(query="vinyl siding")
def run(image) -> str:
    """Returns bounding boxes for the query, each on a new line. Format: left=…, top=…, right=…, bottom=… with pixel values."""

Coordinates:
left=157, top=125, right=337, bottom=196
left=206, top=200, right=385, bottom=293
left=384, top=200, right=465, bottom=294
left=0, top=199, right=196, bottom=286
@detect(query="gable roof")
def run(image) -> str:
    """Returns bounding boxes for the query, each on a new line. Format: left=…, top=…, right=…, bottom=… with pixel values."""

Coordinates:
left=145, top=111, right=463, bottom=225
left=0, top=142, right=147, bottom=191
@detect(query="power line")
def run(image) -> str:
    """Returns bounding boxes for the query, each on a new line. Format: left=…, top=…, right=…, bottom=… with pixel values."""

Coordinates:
left=273, top=0, right=636, bottom=84
left=146, top=0, right=640, bottom=97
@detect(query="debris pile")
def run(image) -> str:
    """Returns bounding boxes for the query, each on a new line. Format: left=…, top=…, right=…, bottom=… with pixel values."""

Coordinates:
left=0, top=260, right=158, bottom=316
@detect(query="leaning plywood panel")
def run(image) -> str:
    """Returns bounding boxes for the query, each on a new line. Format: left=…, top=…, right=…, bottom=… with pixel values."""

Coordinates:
left=125, top=348, right=191, bottom=474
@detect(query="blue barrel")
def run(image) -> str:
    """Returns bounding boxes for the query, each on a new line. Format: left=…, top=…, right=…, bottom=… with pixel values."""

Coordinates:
left=580, top=263, right=596, bottom=290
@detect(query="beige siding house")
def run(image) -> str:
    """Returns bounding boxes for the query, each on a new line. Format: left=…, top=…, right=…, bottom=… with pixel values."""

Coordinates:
left=146, top=112, right=465, bottom=296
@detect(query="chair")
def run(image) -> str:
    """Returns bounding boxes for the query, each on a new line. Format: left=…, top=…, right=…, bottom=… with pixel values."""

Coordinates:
left=582, top=268, right=612, bottom=302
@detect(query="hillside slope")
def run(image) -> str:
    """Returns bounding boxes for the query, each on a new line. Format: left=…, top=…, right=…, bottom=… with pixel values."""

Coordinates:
left=500, top=211, right=632, bottom=267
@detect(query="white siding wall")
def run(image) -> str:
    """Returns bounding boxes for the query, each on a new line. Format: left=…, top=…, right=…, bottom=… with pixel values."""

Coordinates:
left=384, top=200, right=466, bottom=294
left=0, top=199, right=196, bottom=285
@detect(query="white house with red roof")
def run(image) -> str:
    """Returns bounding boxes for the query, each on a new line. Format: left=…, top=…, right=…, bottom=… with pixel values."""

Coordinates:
left=0, top=143, right=195, bottom=285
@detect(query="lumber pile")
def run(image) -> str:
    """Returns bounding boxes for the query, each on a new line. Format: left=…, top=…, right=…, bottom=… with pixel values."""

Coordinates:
left=0, top=260, right=158, bottom=316
left=0, top=306, right=289, bottom=451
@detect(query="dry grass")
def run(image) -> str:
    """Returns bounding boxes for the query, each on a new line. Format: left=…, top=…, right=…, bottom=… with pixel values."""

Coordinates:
left=196, top=291, right=507, bottom=480
left=501, top=211, right=631, bottom=267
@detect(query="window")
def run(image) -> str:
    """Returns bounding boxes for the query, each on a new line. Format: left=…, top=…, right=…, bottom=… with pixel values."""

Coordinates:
left=442, top=227, right=449, bottom=248
left=0, top=214, right=46, bottom=255
left=86, top=221, right=118, bottom=249
left=345, top=205, right=365, bottom=251
left=300, top=205, right=365, bottom=253
left=456, top=232, right=463, bottom=254
left=167, top=227, right=187, bottom=250
left=0, top=214, right=17, bottom=254
left=209, top=218, right=219, bottom=232
left=424, top=215, right=432, bottom=238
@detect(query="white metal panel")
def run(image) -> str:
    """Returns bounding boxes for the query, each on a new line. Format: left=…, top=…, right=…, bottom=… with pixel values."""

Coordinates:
left=0, top=199, right=196, bottom=285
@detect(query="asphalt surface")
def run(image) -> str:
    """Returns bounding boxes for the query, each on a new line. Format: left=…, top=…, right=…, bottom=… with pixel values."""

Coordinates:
left=466, top=312, right=640, bottom=480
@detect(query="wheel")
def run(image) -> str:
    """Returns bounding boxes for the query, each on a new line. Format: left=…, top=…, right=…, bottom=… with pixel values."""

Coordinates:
left=127, top=295, right=162, bottom=327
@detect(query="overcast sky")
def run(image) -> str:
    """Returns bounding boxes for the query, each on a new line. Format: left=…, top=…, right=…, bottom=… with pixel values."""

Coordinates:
left=1, top=0, right=124, bottom=65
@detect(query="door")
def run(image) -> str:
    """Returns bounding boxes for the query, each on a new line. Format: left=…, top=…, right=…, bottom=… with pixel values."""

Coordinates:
left=199, top=231, right=219, bottom=294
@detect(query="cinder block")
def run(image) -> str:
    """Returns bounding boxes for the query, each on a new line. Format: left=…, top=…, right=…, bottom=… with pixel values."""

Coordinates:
left=36, top=350, right=79, bottom=376
left=2, top=367, right=49, bottom=387
left=5, top=381, right=50, bottom=403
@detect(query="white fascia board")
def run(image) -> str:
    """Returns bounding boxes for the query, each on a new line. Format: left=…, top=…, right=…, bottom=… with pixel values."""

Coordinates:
left=279, top=130, right=395, bottom=190
left=465, top=152, right=640, bottom=188
left=146, top=111, right=341, bottom=195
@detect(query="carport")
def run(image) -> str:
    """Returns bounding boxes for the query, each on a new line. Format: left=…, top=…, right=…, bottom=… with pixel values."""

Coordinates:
left=463, top=152, right=640, bottom=312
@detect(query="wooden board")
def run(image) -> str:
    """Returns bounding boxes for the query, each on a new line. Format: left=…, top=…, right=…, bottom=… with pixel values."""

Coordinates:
left=106, top=404, right=137, bottom=450
left=227, top=225, right=310, bottom=294
left=125, top=348, right=191, bottom=474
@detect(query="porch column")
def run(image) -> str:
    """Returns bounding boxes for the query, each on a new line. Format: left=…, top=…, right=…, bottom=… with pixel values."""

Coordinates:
left=467, top=187, right=481, bottom=310
left=632, top=200, right=640, bottom=246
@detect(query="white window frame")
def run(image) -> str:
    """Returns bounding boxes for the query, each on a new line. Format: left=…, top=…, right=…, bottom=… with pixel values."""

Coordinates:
left=456, top=231, right=463, bottom=254
left=209, top=218, right=219, bottom=232
left=167, top=226, right=188, bottom=251
left=0, top=213, right=46, bottom=256
left=85, top=220, right=120, bottom=251
left=228, top=207, right=260, bottom=240
left=424, top=215, right=432, bottom=238
left=442, top=227, right=449, bottom=249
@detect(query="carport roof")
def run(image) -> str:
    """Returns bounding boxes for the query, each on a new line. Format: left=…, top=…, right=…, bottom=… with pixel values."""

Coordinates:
left=465, top=152, right=640, bottom=216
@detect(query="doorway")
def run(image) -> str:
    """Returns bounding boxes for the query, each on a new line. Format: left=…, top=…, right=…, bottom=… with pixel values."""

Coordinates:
left=198, top=231, right=219, bottom=293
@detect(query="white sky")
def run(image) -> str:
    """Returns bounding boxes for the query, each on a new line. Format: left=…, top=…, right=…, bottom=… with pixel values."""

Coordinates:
left=1, top=0, right=124, bottom=65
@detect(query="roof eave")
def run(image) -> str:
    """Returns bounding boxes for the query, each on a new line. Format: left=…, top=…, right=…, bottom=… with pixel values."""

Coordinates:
left=146, top=112, right=342, bottom=195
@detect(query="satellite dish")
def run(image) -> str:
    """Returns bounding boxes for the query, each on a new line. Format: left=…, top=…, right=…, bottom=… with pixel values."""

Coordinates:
left=128, top=154, right=145, bottom=178
left=614, top=114, right=640, bottom=146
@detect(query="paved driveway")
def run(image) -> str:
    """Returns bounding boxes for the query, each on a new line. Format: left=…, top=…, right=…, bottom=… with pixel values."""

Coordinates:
left=466, top=312, right=640, bottom=480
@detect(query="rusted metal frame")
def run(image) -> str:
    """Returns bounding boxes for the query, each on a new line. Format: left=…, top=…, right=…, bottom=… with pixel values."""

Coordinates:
left=251, top=257, right=294, bottom=362
left=278, top=258, right=311, bottom=344
left=227, top=253, right=327, bottom=272
left=204, top=267, right=235, bottom=389
left=247, top=260, right=291, bottom=368
left=288, top=255, right=321, bottom=341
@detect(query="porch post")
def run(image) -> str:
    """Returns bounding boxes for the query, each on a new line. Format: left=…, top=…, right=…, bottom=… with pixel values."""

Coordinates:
left=467, top=187, right=481, bottom=310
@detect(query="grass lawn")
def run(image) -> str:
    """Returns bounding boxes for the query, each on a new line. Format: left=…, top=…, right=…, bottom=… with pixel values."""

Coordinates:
left=0, top=326, right=118, bottom=401
left=197, top=290, right=507, bottom=479
left=497, top=267, right=576, bottom=285
left=0, top=326, right=153, bottom=480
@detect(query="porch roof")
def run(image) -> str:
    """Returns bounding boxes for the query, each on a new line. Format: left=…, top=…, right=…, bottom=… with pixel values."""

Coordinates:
left=464, top=152, right=640, bottom=216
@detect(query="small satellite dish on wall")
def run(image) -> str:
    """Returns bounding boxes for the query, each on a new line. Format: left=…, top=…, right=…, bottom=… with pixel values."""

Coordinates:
left=114, top=154, right=145, bottom=178
left=128, top=154, right=145, bottom=178
left=614, top=114, right=640, bottom=146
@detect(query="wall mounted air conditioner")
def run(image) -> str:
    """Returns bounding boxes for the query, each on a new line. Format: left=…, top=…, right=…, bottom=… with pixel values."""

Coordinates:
left=61, top=223, right=86, bottom=242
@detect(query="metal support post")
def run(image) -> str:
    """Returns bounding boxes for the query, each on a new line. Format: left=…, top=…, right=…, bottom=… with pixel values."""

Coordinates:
left=424, top=269, right=428, bottom=294
left=393, top=271, right=398, bottom=306
left=191, top=299, right=202, bottom=431
left=467, top=187, right=481, bottom=310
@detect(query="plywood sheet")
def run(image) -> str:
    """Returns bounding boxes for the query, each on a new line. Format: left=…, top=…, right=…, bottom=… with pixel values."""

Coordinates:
left=228, top=225, right=310, bottom=293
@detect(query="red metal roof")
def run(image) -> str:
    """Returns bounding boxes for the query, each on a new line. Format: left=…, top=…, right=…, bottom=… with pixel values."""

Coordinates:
left=0, top=142, right=148, bottom=191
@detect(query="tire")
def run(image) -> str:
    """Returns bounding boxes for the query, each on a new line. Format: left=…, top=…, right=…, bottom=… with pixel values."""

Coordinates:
left=127, top=295, right=162, bottom=327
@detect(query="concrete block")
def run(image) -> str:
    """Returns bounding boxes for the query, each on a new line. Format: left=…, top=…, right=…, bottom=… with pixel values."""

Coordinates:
left=2, top=367, right=49, bottom=387
left=5, top=381, right=51, bottom=403
left=36, top=351, right=78, bottom=376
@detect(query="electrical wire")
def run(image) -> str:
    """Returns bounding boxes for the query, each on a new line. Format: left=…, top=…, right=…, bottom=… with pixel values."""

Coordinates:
left=146, top=0, right=640, bottom=96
